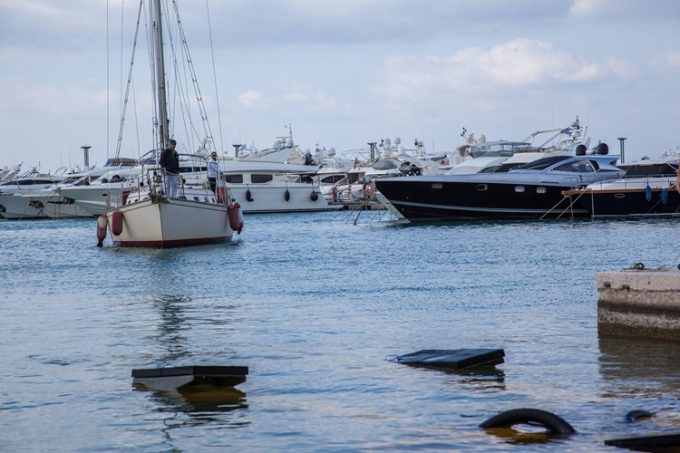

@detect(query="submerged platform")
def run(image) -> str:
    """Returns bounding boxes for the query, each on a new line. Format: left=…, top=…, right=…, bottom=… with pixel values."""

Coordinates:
left=393, top=348, right=505, bottom=370
left=597, top=268, right=680, bottom=341
left=605, top=433, right=680, bottom=450
left=132, top=365, right=248, bottom=391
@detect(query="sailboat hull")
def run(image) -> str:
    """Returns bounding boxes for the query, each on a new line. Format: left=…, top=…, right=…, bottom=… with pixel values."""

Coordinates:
left=107, top=196, right=233, bottom=247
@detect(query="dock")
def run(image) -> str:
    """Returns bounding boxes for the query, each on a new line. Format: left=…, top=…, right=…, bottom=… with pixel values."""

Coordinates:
left=596, top=267, right=680, bottom=340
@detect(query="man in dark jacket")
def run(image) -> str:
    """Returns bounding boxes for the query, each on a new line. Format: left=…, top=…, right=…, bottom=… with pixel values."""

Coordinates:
left=159, top=139, right=179, bottom=197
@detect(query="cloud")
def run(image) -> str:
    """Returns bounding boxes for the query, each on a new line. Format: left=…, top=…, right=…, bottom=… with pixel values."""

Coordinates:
left=282, top=92, right=308, bottom=103
left=378, top=38, right=635, bottom=101
left=239, top=88, right=351, bottom=115
left=0, top=0, right=106, bottom=49
left=660, top=52, right=680, bottom=68
left=237, top=90, right=267, bottom=109
left=569, top=0, right=680, bottom=20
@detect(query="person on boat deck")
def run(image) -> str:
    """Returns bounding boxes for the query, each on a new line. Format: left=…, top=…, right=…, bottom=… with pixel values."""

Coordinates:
left=160, top=139, right=179, bottom=197
left=207, top=151, right=219, bottom=193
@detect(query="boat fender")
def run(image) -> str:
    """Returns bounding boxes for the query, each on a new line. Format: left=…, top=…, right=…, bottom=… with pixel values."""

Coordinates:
left=332, top=186, right=338, bottom=202
left=661, top=187, right=668, bottom=204
left=228, top=202, right=244, bottom=234
left=246, top=189, right=253, bottom=202
left=96, top=214, right=108, bottom=247
left=625, top=410, right=654, bottom=423
left=284, top=189, right=290, bottom=202
left=310, top=191, right=319, bottom=201
left=645, top=184, right=652, bottom=202
left=480, top=408, right=576, bottom=436
left=111, top=210, right=124, bottom=236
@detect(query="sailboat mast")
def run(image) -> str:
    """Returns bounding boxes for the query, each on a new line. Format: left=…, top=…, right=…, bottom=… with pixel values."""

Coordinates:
left=152, top=0, right=169, bottom=149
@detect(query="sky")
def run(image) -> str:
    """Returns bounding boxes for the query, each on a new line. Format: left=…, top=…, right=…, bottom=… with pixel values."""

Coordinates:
left=1, top=0, right=679, bottom=172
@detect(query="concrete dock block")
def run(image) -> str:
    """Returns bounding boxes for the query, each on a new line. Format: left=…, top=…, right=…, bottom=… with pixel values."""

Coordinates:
left=597, top=269, right=680, bottom=340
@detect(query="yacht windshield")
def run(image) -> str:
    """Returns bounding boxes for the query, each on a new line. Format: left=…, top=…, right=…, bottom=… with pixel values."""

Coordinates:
left=514, top=155, right=570, bottom=170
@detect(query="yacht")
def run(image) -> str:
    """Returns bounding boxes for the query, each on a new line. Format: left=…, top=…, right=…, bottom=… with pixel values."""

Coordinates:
left=0, top=168, right=68, bottom=219
left=221, top=159, right=340, bottom=213
left=22, top=157, right=140, bottom=219
left=375, top=151, right=625, bottom=221
left=566, top=149, right=680, bottom=218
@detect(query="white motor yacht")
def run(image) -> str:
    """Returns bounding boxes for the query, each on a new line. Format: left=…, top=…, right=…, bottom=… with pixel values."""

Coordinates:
left=221, top=159, right=340, bottom=213
left=0, top=168, right=68, bottom=219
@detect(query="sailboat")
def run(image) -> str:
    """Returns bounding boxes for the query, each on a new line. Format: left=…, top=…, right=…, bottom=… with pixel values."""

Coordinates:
left=96, top=0, right=243, bottom=247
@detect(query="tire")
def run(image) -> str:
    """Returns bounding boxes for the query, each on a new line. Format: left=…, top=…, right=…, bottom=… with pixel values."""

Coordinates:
left=480, top=408, right=576, bottom=435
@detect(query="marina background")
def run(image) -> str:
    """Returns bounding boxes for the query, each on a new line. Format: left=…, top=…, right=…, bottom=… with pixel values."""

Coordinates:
left=2, top=1, right=680, bottom=170
left=2, top=212, right=680, bottom=451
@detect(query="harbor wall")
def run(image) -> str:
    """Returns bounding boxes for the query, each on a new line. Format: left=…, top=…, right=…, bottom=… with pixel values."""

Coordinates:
left=596, top=270, right=680, bottom=340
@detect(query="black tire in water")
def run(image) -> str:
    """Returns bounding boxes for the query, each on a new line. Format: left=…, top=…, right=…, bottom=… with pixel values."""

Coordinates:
left=480, top=408, right=576, bottom=435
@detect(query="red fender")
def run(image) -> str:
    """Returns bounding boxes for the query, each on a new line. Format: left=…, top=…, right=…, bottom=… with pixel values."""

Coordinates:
left=96, top=214, right=108, bottom=247
left=228, top=202, right=244, bottom=234
left=111, top=210, right=124, bottom=236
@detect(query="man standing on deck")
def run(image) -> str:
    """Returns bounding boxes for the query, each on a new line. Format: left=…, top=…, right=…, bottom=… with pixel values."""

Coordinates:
left=160, top=139, right=179, bottom=197
left=207, top=151, right=219, bottom=193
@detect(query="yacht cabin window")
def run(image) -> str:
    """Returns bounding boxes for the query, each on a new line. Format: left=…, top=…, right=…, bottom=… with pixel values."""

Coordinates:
left=252, top=174, right=273, bottom=183
left=321, top=175, right=346, bottom=184
left=225, top=174, right=243, bottom=184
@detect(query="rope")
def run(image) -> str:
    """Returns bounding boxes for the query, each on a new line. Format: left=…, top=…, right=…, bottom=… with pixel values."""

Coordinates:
left=114, top=1, right=144, bottom=159
left=170, top=0, right=216, bottom=151
left=205, top=0, right=225, bottom=155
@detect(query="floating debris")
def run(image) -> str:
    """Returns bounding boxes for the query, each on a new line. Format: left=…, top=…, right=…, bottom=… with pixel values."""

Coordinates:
left=393, top=348, right=505, bottom=371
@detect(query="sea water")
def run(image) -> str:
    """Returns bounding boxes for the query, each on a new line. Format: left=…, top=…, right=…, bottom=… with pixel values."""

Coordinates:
left=2, top=213, right=680, bottom=451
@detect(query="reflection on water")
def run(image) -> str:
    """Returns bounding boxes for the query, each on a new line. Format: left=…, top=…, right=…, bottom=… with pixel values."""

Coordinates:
left=598, top=336, right=680, bottom=398
left=481, top=426, right=555, bottom=446
left=143, top=385, right=248, bottom=414
left=145, top=295, right=192, bottom=364
left=453, top=367, right=506, bottom=392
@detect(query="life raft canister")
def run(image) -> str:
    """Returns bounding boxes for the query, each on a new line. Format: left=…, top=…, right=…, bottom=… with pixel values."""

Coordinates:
left=228, top=202, right=244, bottom=234
left=96, top=214, right=108, bottom=247
left=111, top=210, right=124, bottom=236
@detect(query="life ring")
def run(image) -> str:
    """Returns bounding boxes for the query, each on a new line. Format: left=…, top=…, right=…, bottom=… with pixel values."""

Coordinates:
left=111, top=210, right=124, bottom=236
left=480, top=408, right=575, bottom=435
left=96, top=214, right=108, bottom=247
left=228, top=202, right=244, bottom=234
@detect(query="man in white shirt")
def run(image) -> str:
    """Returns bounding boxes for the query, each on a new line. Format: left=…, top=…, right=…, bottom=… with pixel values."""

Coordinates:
left=207, top=151, right=219, bottom=193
